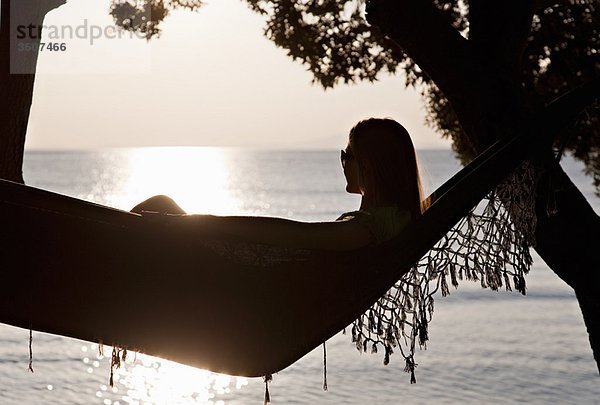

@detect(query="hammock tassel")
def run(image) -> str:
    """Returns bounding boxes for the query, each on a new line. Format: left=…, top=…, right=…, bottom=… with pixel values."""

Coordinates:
left=404, top=356, right=417, bottom=384
left=322, top=341, right=328, bottom=391
left=109, top=346, right=123, bottom=387
left=263, top=373, right=272, bottom=404
left=28, top=325, right=34, bottom=373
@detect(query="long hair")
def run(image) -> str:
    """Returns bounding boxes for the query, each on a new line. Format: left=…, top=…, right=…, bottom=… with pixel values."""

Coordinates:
left=349, top=117, right=431, bottom=221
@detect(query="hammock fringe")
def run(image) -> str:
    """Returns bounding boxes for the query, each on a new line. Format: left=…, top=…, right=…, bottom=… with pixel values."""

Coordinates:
left=349, top=158, right=542, bottom=382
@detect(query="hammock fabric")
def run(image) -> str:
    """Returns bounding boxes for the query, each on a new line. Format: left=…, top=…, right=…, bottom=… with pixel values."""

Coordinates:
left=0, top=80, right=597, bottom=400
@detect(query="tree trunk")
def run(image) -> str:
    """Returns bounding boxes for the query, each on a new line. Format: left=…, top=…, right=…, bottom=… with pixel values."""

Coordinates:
left=532, top=152, right=600, bottom=370
left=0, top=0, right=66, bottom=183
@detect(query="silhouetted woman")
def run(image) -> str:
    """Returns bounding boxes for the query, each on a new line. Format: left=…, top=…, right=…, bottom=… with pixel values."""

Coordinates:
left=130, top=117, right=431, bottom=251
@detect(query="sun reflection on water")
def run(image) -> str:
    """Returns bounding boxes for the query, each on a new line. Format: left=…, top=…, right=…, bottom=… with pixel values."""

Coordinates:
left=81, top=340, right=249, bottom=403
left=113, top=352, right=248, bottom=405
left=115, top=147, right=241, bottom=214
left=84, top=147, right=249, bottom=403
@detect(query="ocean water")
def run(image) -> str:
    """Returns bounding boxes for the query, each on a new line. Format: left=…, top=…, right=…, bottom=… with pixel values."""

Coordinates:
left=1, top=147, right=598, bottom=404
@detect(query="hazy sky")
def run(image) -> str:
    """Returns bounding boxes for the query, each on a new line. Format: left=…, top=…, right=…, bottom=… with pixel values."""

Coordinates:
left=25, top=0, right=452, bottom=150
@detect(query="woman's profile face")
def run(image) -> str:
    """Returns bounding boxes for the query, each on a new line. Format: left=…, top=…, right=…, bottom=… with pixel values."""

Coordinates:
left=341, top=141, right=362, bottom=195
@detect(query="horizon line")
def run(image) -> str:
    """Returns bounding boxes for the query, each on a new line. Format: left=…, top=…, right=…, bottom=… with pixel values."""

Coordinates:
left=24, top=144, right=453, bottom=152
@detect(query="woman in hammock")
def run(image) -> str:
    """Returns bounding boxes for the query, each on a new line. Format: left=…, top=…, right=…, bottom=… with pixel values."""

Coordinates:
left=130, top=117, right=430, bottom=251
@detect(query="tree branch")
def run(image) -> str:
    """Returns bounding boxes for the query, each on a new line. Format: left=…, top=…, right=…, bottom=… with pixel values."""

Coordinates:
left=469, top=0, right=535, bottom=86
left=365, top=0, right=473, bottom=102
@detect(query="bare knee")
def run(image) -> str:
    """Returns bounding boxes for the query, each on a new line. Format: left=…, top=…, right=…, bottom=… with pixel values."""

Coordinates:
left=130, top=194, right=185, bottom=214
left=149, top=194, right=176, bottom=205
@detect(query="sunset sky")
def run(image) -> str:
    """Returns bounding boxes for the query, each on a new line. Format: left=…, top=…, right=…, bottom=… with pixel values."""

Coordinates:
left=25, top=0, right=452, bottom=150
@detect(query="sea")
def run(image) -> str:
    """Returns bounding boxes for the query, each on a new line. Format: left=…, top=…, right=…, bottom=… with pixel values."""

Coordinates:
left=1, top=147, right=598, bottom=404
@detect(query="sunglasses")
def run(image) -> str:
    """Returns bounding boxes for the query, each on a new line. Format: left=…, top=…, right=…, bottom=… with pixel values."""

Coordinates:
left=340, top=149, right=354, bottom=168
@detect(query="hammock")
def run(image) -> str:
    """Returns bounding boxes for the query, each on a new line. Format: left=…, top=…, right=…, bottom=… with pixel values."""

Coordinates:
left=0, top=80, right=597, bottom=395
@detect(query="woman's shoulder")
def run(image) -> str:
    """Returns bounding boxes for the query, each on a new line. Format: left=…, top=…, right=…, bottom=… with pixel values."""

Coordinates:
left=336, top=206, right=410, bottom=220
left=335, top=206, right=412, bottom=246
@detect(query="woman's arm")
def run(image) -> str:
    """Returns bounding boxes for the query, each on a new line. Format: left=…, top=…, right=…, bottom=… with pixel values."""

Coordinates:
left=169, top=214, right=375, bottom=251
